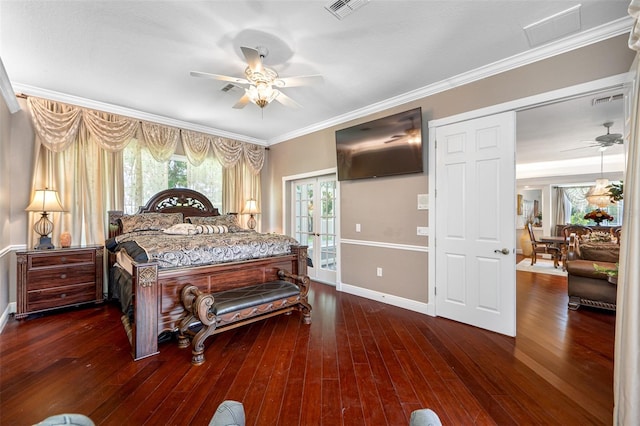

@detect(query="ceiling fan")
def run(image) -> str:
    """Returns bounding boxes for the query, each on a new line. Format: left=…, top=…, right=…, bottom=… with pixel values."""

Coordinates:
left=562, top=121, right=624, bottom=152
left=594, top=121, right=623, bottom=146
left=190, top=46, right=322, bottom=110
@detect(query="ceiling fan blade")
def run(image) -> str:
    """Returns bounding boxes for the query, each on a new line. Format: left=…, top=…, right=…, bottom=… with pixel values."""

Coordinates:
left=277, top=74, right=324, bottom=88
left=560, top=144, right=601, bottom=152
left=273, top=91, right=301, bottom=108
left=240, top=47, right=263, bottom=73
left=232, top=94, right=251, bottom=109
left=190, top=71, right=249, bottom=85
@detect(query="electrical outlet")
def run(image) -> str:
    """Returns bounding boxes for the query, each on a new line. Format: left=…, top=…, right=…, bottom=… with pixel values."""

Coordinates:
left=376, top=267, right=382, bottom=277
left=356, top=223, right=361, bottom=232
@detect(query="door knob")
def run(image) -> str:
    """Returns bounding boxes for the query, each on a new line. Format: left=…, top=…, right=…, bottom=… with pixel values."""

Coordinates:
left=494, top=248, right=510, bottom=255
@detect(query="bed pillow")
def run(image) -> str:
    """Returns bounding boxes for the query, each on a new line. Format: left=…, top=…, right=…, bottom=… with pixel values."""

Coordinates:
left=195, top=224, right=229, bottom=234
left=163, top=223, right=200, bottom=235
left=120, top=212, right=183, bottom=233
left=186, top=214, right=243, bottom=232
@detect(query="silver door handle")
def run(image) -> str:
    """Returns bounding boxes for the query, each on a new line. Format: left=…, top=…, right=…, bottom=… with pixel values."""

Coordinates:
left=494, top=248, right=510, bottom=255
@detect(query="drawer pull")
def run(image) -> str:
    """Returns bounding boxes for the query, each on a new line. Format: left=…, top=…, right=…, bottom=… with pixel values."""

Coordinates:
left=60, top=257, right=67, bottom=263
left=60, top=274, right=67, bottom=279
left=60, top=293, right=66, bottom=298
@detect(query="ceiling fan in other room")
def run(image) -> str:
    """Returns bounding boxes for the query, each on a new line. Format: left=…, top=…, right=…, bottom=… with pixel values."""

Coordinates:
left=562, top=121, right=624, bottom=152
left=594, top=121, right=623, bottom=147
left=190, top=46, right=323, bottom=110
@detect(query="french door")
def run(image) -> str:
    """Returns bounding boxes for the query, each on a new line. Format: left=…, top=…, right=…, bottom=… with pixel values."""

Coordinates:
left=292, top=176, right=337, bottom=284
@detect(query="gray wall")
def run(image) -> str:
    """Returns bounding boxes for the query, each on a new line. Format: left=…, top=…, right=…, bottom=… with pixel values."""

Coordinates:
left=264, top=34, right=635, bottom=303
left=1, top=96, right=35, bottom=322
left=0, top=88, right=11, bottom=320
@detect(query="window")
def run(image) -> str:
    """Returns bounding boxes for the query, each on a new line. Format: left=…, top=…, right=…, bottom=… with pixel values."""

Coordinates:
left=123, top=140, right=222, bottom=214
left=563, top=184, right=623, bottom=226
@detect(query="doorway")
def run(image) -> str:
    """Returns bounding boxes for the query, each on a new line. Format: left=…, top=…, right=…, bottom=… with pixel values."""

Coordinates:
left=428, top=73, right=631, bottom=336
left=290, top=174, right=338, bottom=285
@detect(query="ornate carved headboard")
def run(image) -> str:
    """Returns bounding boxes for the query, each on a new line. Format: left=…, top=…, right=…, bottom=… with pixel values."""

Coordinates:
left=108, top=188, right=221, bottom=239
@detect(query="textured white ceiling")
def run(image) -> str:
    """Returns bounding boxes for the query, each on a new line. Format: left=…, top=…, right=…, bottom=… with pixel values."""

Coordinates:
left=0, top=0, right=631, bottom=164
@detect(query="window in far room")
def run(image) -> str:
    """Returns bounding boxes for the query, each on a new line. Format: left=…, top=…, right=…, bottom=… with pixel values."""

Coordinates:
left=123, top=139, right=222, bottom=214
left=563, top=184, right=623, bottom=226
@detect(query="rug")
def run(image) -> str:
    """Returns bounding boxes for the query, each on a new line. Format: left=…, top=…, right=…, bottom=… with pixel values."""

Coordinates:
left=516, top=258, right=567, bottom=276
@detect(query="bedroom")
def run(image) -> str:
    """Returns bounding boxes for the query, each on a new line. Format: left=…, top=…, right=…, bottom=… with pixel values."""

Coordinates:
left=1, top=1, right=639, bottom=424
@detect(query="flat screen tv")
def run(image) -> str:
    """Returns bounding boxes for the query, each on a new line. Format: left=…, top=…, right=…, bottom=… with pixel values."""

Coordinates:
left=335, top=107, right=424, bottom=181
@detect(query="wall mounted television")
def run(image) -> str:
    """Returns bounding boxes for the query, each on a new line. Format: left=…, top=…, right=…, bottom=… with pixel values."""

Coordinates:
left=335, top=107, right=424, bottom=181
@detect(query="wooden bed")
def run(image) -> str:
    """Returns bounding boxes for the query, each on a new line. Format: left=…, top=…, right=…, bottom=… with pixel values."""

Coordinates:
left=107, top=188, right=308, bottom=360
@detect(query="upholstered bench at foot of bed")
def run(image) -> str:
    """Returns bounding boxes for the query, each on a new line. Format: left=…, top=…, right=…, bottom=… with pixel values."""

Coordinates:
left=177, top=270, right=312, bottom=365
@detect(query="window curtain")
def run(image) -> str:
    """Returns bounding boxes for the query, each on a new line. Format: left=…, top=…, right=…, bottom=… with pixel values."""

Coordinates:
left=26, top=96, right=266, bottom=247
left=27, top=97, right=134, bottom=247
left=552, top=187, right=568, bottom=235
left=223, top=161, right=261, bottom=230
left=613, top=3, right=640, bottom=423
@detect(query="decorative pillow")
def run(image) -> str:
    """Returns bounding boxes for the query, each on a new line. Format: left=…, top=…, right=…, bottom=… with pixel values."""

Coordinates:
left=163, top=223, right=199, bottom=235
left=120, top=212, right=183, bottom=233
left=585, top=231, right=612, bottom=243
left=195, top=224, right=229, bottom=234
left=186, top=214, right=242, bottom=232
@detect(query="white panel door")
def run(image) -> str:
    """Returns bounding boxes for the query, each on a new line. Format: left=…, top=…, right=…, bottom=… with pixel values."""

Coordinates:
left=435, top=111, right=516, bottom=336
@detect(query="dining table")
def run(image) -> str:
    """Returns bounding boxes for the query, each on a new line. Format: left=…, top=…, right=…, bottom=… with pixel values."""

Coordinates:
left=539, top=235, right=570, bottom=269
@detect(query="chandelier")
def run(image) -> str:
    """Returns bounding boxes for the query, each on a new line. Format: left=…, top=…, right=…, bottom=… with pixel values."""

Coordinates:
left=585, top=151, right=612, bottom=208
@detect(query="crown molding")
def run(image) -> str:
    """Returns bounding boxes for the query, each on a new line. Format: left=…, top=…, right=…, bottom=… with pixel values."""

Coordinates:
left=10, top=83, right=267, bottom=146
left=0, top=57, right=21, bottom=114
left=8, top=16, right=633, bottom=147
left=268, top=16, right=634, bottom=145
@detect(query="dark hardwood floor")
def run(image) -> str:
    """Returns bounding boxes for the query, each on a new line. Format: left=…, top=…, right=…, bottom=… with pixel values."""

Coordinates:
left=0, top=259, right=615, bottom=425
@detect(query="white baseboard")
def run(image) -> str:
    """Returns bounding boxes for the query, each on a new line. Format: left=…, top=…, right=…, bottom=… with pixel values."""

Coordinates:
left=339, top=283, right=435, bottom=317
left=0, top=302, right=15, bottom=333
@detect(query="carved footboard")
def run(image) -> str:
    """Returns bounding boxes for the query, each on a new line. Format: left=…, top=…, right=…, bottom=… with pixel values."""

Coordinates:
left=125, top=246, right=308, bottom=361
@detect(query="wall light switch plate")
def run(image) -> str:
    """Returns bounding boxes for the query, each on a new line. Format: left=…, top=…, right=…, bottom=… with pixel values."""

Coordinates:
left=356, top=223, right=361, bottom=232
left=417, top=194, right=429, bottom=210
left=417, top=226, right=429, bottom=236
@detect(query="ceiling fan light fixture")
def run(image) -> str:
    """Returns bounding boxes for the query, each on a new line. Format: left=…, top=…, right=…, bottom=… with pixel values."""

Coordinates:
left=246, top=82, right=278, bottom=109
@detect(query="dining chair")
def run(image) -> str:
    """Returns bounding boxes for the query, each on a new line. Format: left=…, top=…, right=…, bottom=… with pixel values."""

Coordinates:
left=560, top=225, right=593, bottom=270
left=561, top=224, right=593, bottom=241
left=527, top=223, right=561, bottom=268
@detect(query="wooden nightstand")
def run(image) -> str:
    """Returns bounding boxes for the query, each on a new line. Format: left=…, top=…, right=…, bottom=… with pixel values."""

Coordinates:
left=16, top=245, right=104, bottom=319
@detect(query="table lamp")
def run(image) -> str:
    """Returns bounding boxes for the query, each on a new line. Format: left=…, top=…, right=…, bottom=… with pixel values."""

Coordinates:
left=25, top=188, right=66, bottom=249
left=242, top=199, right=260, bottom=230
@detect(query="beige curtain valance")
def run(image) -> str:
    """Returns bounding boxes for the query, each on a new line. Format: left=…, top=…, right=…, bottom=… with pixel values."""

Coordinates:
left=27, top=96, right=265, bottom=171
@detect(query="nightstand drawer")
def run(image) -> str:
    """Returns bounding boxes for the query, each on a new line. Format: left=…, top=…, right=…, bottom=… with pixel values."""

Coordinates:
left=16, top=246, right=104, bottom=319
left=27, top=264, right=96, bottom=290
left=27, top=283, right=97, bottom=311
left=29, top=251, right=95, bottom=269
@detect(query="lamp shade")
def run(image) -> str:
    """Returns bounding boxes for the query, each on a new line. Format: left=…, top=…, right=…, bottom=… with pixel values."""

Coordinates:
left=25, top=189, right=66, bottom=213
left=242, top=199, right=260, bottom=215
left=585, top=178, right=612, bottom=208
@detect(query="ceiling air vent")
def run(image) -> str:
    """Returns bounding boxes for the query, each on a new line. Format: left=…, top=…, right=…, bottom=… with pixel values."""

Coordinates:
left=221, top=83, right=239, bottom=93
left=592, top=93, right=624, bottom=106
left=523, top=5, right=581, bottom=47
left=325, top=0, right=369, bottom=20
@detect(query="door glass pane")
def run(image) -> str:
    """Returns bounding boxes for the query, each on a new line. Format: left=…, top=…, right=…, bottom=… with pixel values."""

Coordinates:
left=319, top=180, right=337, bottom=271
